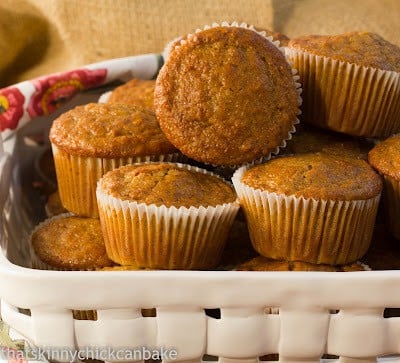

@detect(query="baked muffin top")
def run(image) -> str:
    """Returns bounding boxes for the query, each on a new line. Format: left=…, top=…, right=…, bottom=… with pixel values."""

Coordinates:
left=236, top=256, right=365, bottom=271
left=31, top=216, right=114, bottom=270
left=166, top=27, right=290, bottom=58
left=49, top=103, right=176, bottom=158
left=288, top=31, right=400, bottom=72
left=98, top=163, right=237, bottom=207
left=368, top=134, right=400, bottom=179
left=108, top=79, right=155, bottom=110
left=285, top=127, right=369, bottom=159
left=241, top=153, right=382, bottom=200
left=155, top=26, right=299, bottom=166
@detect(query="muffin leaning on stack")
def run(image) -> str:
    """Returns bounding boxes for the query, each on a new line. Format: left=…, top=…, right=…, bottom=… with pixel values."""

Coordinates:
left=155, top=23, right=301, bottom=166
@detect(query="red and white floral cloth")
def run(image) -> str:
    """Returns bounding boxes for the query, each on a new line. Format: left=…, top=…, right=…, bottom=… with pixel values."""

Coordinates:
left=0, top=54, right=162, bottom=140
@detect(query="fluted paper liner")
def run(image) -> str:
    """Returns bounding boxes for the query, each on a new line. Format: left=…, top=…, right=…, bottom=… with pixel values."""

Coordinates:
left=51, top=144, right=183, bottom=218
left=166, top=21, right=302, bottom=168
left=232, top=166, right=381, bottom=265
left=286, top=47, right=400, bottom=138
left=96, top=163, right=240, bottom=269
left=381, top=174, right=400, bottom=239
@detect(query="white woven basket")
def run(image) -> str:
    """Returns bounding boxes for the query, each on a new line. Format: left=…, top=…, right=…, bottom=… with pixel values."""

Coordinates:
left=0, top=54, right=400, bottom=363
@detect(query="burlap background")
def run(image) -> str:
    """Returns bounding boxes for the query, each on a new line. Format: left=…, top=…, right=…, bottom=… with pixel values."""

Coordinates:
left=1, top=0, right=399, bottom=87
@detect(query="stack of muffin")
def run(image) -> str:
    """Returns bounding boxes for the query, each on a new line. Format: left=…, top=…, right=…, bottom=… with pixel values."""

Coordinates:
left=31, top=23, right=400, bottom=280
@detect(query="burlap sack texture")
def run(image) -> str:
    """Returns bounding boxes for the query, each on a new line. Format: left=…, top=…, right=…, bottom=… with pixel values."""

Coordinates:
left=1, top=0, right=399, bottom=87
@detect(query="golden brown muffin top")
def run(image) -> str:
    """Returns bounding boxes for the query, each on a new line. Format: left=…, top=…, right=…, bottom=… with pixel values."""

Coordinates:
left=241, top=153, right=382, bottom=200
left=49, top=103, right=176, bottom=158
left=108, top=79, right=155, bottom=110
left=166, top=27, right=290, bottom=57
left=155, top=26, right=299, bottom=166
left=368, top=134, right=400, bottom=179
left=99, top=163, right=237, bottom=207
left=285, top=127, right=369, bottom=159
left=288, top=31, right=400, bottom=72
left=31, top=216, right=114, bottom=270
left=237, top=256, right=366, bottom=271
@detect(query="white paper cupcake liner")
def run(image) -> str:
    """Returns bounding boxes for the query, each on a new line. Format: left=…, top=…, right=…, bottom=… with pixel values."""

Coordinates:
left=165, top=21, right=303, bottom=168
left=51, top=144, right=183, bottom=218
left=96, top=162, right=240, bottom=269
left=285, top=47, right=400, bottom=138
left=232, top=166, right=381, bottom=265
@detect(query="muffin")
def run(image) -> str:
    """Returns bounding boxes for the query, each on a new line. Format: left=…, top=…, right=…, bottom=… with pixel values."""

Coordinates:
left=286, top=31, right=400, bottom=138
left=49, top=103, right=178, bottom=217
left=155, top=24, right=300, bottom=166
left=284, top=126, right=370, bottom=159
left=30, top=214, right=114, bottom=271
left=369, top=134, right=400, bottom=239
left=96, top=162, right=239, bottom=269
left=30, top=214, right=114, bottom=320
left=232, top=153, right=382, bottom=265
left=102, top=79, right=155, bottom=110
left=236, top=256, right=368, bottom=271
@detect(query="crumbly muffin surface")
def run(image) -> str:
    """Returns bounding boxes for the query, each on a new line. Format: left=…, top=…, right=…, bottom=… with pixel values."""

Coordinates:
left=288, top=32, right=400, bottom=72
left=31, top=216, right=114, bottom=269
left=241, top=153, right=382, bottom=200
left=108, top=79, right=155, bottom=110
left=285, top=127, right=369, bottom=159
left=99, top=163, right=236, bottom=207
left=155, top=26, right=299, bottom=165
left=237, top=256, right=365, bottom=271
left=50, top=103, right=176, bottom=158
left=368, top=135, right=400, bottom=180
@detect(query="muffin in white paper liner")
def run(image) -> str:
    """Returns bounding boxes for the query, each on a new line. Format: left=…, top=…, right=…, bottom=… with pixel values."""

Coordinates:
left=285, top=47, right=400, bottom=138
left=96, top=162, right=240, bottom=269
left=232, top=165, right=381, bottom=265
left=155, top=21, right=303, bottom=168
left=52, top=144, right=183, bottom=218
